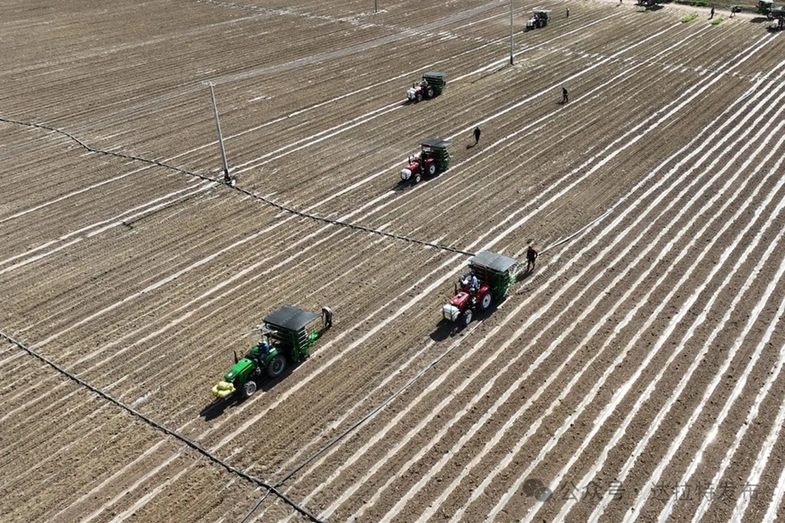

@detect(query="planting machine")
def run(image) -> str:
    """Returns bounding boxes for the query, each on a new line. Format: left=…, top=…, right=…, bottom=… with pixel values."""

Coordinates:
left=771, top=5, right=785, bottom=26
left=442, top=251, right=522, bottom=326
left=406, top=72, right=447, bottom=103
left=400, top=139, right=451, bottom=184
left=211, top=305, right=333, bottom=399
left=758, top=0, right=775, bottom=17
left=526, top=9, right=551, bottom=30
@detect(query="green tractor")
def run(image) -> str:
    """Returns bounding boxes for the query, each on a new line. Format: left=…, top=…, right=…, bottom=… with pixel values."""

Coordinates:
left=212, top=305, right=333, bottom=399
left=758, top=0, right=775, bottom=17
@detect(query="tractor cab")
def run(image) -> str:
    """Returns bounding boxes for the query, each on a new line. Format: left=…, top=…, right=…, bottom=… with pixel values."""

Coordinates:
left=442, top=251, right=522, bottom=326
left=261, top=305, right=333, bottom=367
left=526, top=9, right=551, bottom=30
left=406, top=71, right=447, bottom=102
left=212, top=305, right=333, bottom=400
left=400, top=138, right=451, bottom=183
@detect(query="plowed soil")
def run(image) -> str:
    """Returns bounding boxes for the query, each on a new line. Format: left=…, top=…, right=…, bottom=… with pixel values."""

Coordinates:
left=2, top=0, right=785, bottom=521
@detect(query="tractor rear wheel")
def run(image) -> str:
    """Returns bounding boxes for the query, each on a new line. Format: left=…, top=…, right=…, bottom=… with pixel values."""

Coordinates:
left=481, top=293, right=492, bottom=310
left=426, top=87, right=435, bottom=98
left=242, top=380, right=257, bottom=398
left=267, top=355, right=286, bottom=378
left=428, top=163, right=437, bottom=176
left=414, top=172, right=422, bottom=183
left=462, top=309, right=473, bottom=326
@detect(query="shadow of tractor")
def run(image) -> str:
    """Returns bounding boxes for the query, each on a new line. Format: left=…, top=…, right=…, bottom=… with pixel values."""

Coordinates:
left=199, top=367, right=295, bottom=420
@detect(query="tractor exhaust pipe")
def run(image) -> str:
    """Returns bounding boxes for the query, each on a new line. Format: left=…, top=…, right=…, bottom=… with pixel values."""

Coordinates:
left=233, top=350, right=239, bottom=364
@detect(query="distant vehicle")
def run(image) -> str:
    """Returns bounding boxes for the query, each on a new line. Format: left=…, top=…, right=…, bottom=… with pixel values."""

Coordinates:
left=770, top=5, right=785, bottom=26
left=526, top=9, right=551, bottom=30
left=211, top=306, right=333, bottom=399
left=442, top=251, right=522, bottom=326
left=400, top=139, right=451, bottom=184
left=406, top=72, right=447, bottom=103
left=758, top=0, right=775, bottom=17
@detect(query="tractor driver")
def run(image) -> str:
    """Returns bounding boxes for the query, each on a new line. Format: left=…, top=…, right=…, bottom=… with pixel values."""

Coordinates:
left=469, top=273, right=479, bottom=294
left=420, top=79, right=428, bottom=89
left=259, top=341, right=270, bottom=354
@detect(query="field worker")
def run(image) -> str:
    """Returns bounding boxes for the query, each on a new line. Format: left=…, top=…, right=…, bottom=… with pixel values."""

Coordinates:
left=710, top=6, right=715, bottom=18
left=474, top=126, right=481, bottom=145
left=566, top=7, right=570, bottom=17
left=526, top=245, right=539, bottom=272
left=561, top=86, right=569, bottom=104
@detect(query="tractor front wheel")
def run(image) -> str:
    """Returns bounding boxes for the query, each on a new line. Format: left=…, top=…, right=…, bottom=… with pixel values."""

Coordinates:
left=267, top=355, right=286, bottom=378
left=414, top=172, right=422, bottom=183
left=481, top=293, right=492, bottom=310
left=416, top=92, right=422, bottom=103
left=462, top=309, right=473, bottom=326
left=428, top=163, right=437, bottom=176
left=242, top=380, right=257, bottom=398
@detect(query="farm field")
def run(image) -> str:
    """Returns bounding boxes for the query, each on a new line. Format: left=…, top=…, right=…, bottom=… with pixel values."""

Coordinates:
left=2, top=0, right=785, bottom=521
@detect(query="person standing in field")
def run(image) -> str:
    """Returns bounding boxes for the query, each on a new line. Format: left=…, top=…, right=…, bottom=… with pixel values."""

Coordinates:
left=561, top=86, right=569, bottom=104
left=526, top=244, right=539, bottom=272
left=474, top=126, right=481, bottom=145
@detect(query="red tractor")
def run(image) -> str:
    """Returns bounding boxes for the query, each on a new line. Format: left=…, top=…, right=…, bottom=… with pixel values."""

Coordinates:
left=400, top=139, right=451, bottom=184
left=406, top=72, right=447, bottom=103
left=442, top=251, right=521, bottom=326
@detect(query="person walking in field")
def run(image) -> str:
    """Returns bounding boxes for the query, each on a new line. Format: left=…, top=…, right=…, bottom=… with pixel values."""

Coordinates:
left=474, top=126, right=481, bottom=145
left=526, top=244, right=539, bottom=272
left=566, top=7, right=570, bottom=17
left=710, top=6, right=715, bottom=18
left=561, top=86, right=569, bottom=104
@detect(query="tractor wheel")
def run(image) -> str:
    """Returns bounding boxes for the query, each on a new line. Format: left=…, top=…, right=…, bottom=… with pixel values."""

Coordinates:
left=462, top=309, right=473, bottom=326
left=414, top=172, right=422, bottom=183
left=426, top=87, right=435, bottom=99
left=242, top=380, right=257, bottom=398
left=416, top=92, right=422, bottom=103
left=267, top=355, right=286, bottom=378
left=428, top=163, right=437, bottom=176
left=481, top=293, right=492, bottom=310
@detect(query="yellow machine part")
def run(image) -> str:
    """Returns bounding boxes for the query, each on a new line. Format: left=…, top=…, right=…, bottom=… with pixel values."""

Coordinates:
left=212, top=381, right=236, bottom=398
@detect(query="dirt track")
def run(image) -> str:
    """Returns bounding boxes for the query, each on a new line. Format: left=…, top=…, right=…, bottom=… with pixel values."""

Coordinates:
left=2, top=0, right=785, bottom=521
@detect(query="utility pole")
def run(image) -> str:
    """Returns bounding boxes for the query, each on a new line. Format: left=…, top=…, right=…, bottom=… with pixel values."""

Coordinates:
left=510, top=0, right=514, bottom=65
left=208, top=82, right=232, bottom=185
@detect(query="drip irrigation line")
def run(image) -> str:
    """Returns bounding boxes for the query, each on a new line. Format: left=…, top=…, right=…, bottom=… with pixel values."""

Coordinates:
left=241, top=210, right=613, bottom=519
left=539, top=207, right=613, bottom=255
left=0, top=117, right=216, bottom=183
left=0, top=116, right=475, bottom=257
left=240, top=315, right=480, bottom=522
left=0, top=330, right=322, bottom=523
left=240, top=488, right=273, bottom=523
left=231, top=184, right=475, bottom=256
